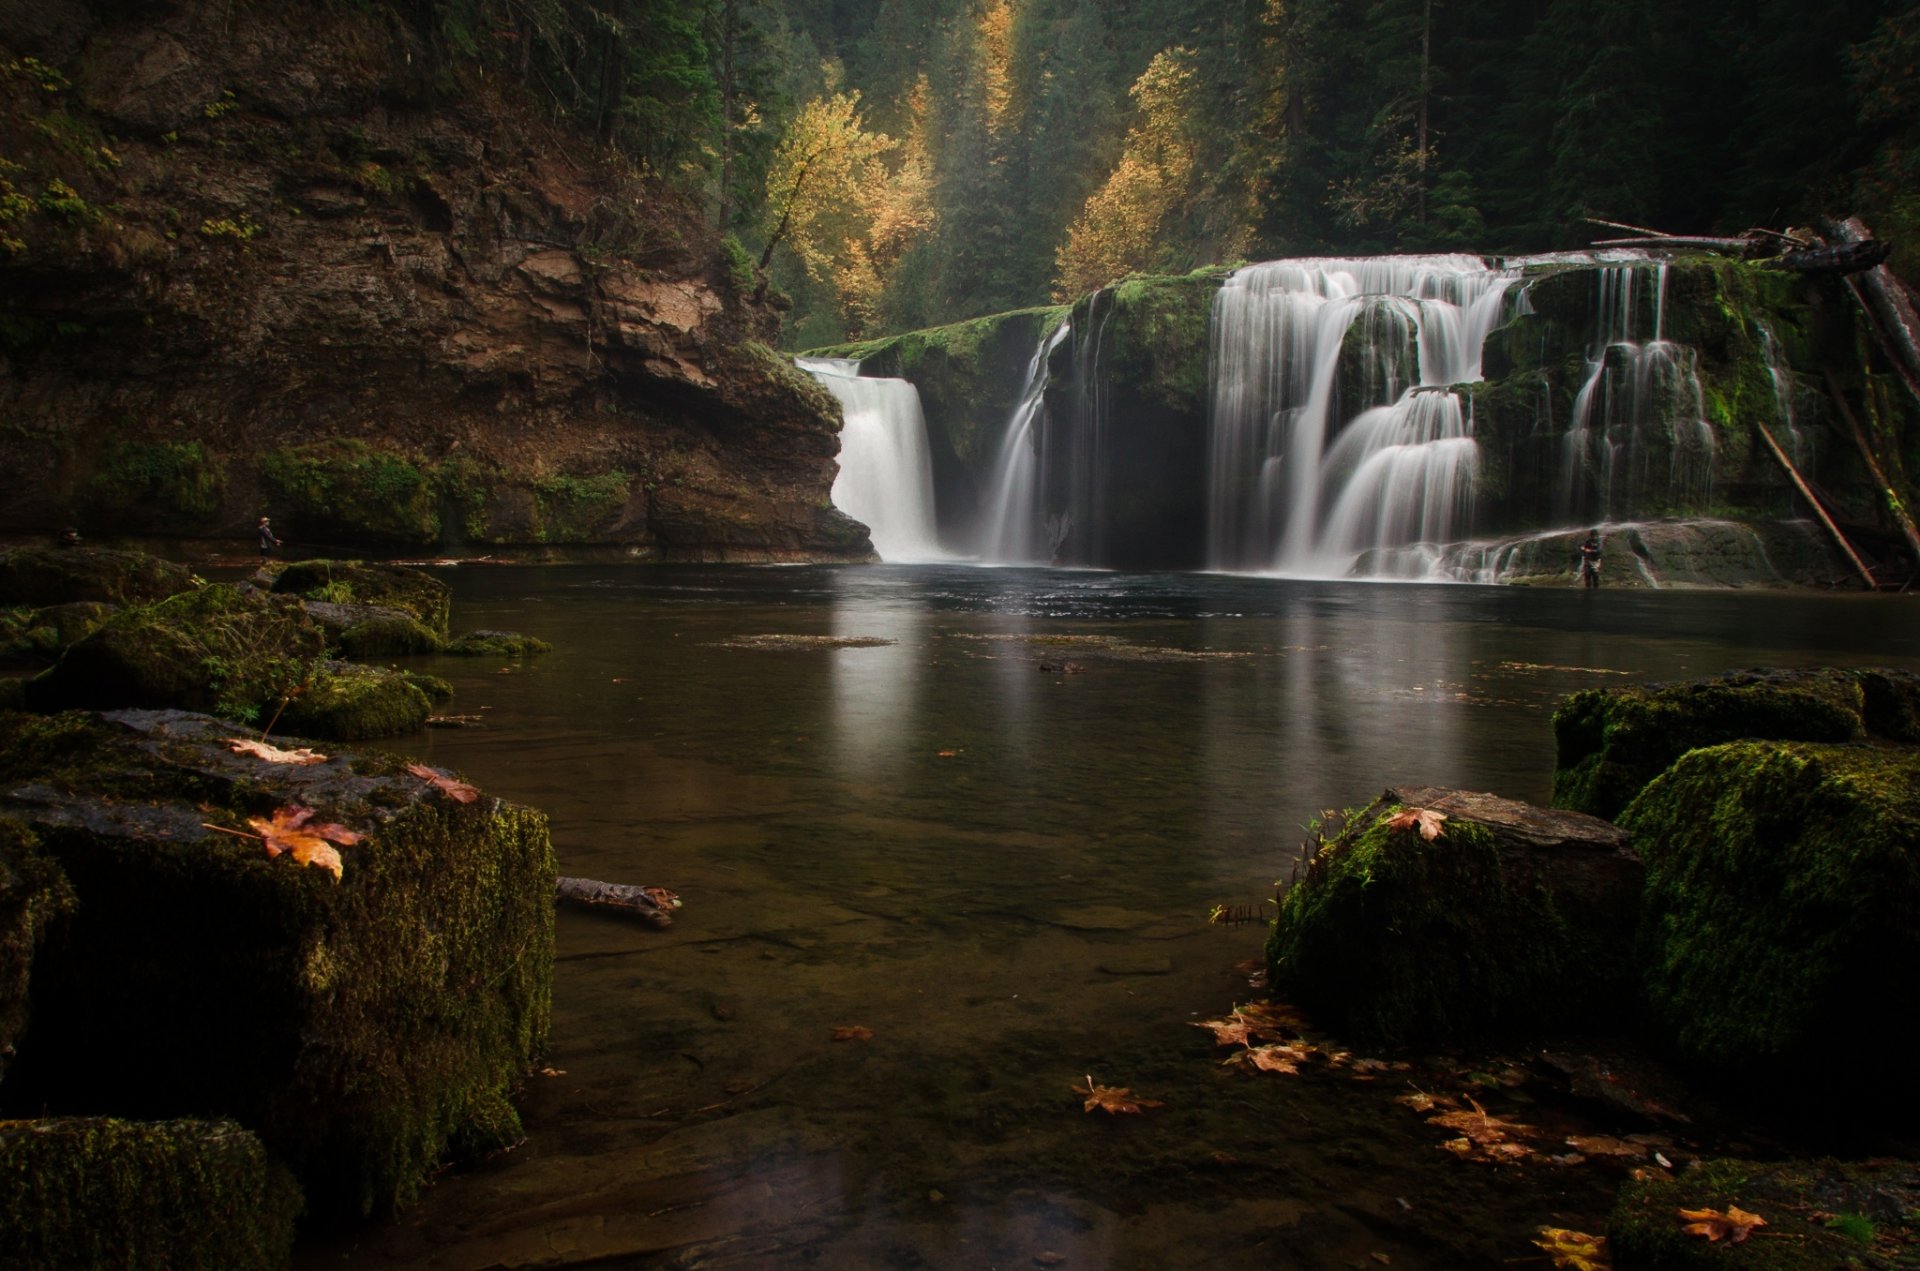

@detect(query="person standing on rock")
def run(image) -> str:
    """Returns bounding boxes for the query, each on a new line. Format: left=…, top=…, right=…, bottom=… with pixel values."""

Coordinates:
left=258, top=516, right=282, bottom=558
left=1576, top=529, right=1602, bottom=588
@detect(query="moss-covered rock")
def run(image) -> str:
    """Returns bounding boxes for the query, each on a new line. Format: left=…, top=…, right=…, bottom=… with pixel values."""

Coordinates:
left=443, top=629, right=552, bottom=658
left=23, top=585, right=325, bottom=726
left=0, top=603, right=117, bottom=667
left=1266, top=786, right=1642, bottom=1046
left=337, top=615, right=446, bottom=658
left=398, top=671, right=454, bottom=703
left=1619, top=742, right=1920, bottom=1122
left=0, top=820, right=75, bottom=1085
left=265, top=560, right=453, bottom=640
left=0, top=709, right=555, bottom=1220
left=1610, top=1157, right=1918, bottom=1269
left=0, top=546, right=196, bottom=608
left=278, top=661, right=432, bottom=741
left=0, top=1116, right=303, bottom=1271
left=1550, top=668, right=1920, bottom=819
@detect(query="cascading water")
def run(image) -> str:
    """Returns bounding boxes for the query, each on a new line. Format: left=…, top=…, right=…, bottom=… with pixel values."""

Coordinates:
left=977, top=319, right=1072, bottom=563
left=1757, top=321, right=1814, bottom=470
left=1557, top=263, right=1715, bottom=524
left=796, top=357, right=946, bottom=562
left=1206, top=256, right=1517, bottom=576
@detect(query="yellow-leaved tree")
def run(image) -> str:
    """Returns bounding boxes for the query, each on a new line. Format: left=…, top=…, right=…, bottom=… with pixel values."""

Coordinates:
left=1053, top=48, right=1201, bottom=300
left=762, top=81, right=936, bottom=338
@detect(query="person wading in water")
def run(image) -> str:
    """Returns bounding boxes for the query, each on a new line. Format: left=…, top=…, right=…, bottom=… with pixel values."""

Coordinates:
left=1576, top=529, right=1602, bottom=588
left=258, top=516, right=282, bottom=558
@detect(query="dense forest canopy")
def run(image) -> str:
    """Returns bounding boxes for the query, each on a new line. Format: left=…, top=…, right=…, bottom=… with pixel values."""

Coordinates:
left=410, top=0, right=1918, bottom=345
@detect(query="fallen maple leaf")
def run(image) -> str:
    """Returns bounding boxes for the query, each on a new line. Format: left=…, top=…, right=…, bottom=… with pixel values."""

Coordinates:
left=1241, top=1042, right=1313, bottom=1074
left=1232, top=1001, right=1309, bottom=1038
left=1073, top=1074, right=1164, bottom=1114
left=1387, top=807, right=1448, bottom=840
left=246, top=805, right=364, bottom=881
left=830, top=1025, right=873, bottom=1042
left=1533, top=1227, right=1608, bottom=1271
left=1678, top=1205, right=1765, bottom=1244
left=226, top=738, right=328, bottom=765
left=407, top=762, right=480, bottom=804
left=1565, top=1134, right=1644, bottom=1159
left=1192, top=1015, right=1255, bottom=1047
left=642, top=886, right=683, bottom=910
left=1428, top=1098, right=1537, bottom=1164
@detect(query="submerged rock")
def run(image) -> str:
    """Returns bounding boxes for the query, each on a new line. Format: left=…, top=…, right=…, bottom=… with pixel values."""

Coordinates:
left=0, top=709, right=555, bottom=1219
left=0, top=1116, right=302, bottom=1271
left=0, top=546, right=196, bottom=608
left=1266, top=786, right=1640, bottom=1046
left=1552, top=666, right=1920, bottom=819
left=443, top=629, right=552, bottom=658
left=1619, top=741, right=1920, bottom=1125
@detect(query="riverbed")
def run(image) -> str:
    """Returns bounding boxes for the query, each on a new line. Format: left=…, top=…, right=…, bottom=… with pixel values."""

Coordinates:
left=297, top=564, right=1920, bottom=1270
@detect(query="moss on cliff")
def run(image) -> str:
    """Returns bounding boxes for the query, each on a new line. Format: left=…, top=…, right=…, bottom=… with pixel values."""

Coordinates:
left=1619, top=741, right=1920, bottom=1122
left=262, top=442, right=442, bottom=546
left=0, top=1117, right=303, bottom=1271
left=533, top=470, right=629, bottom=541
left=80, top=440, right=226, bottom=528
left=0, top=709, right=555, bottom=1220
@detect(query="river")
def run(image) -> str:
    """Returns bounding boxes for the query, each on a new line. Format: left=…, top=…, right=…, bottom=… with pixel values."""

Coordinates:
left=299, top=564, right=1920, bottom=1270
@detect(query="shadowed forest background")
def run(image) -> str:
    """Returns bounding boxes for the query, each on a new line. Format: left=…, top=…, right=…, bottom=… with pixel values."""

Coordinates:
left=414, top=0, right=1920, bottom=345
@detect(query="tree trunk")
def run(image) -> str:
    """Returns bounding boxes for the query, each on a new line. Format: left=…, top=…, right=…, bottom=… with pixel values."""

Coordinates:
left=1825, top=368, right=1920, bottom=569
left=1753, top=421, right=1879, bottom=589
left=1826, top=216, right=1920, bottom=406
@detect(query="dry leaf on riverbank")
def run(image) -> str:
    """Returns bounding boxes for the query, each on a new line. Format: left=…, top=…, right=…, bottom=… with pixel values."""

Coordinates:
left=226, top=738, right=328, bottom=764
left=1429, top=1098, right=1535, bottom=1164
left=830, top=1025, right=873, bottom=1042
left=1678, top=1205, right=1765, bottom=1244
left=1387, top=807, right=1448, bottom=840
left=407, top=763, right=480, bottom=803
left=247, top=805, right=363, bottom=881
left=1074, top=1075, right=1163, bottom=1114
left=1533, top=1227, right=1608, bottom=1270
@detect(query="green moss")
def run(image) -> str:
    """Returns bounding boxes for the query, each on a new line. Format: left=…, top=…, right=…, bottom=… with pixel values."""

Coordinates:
left=261, top=441, right=440, bottom=546
left=0, top=1117, right=302, bottom=1270
left=442, top=630, right=551, bottom=658
left=268, top=560, right=452, bottom=639
left=1, top=711, right=555, bottom=1220
left=398, top=670, right=454, bottom=702
left=24, top=585, right=324, bottom=724
left=532, top=471, right=628, bottom=541
left=1265, top=799, right=1638, bottom=1046
left=81, top=441, right=226, bottom=526
left=279, top=662, right=431, bottom=741
left=0, top=819, right=75, bottom=1083
left=336, top=616, right=445, bottom=659
left=1619, top=742, right=1920, bottom=1120
left=1610, top=1158, right=1916, bottom=1270
left=0, top=602, right=114, bottom=666
left=1551, top=669, right=1881, bottom=818
left=0, top=546, right=195, bottom=607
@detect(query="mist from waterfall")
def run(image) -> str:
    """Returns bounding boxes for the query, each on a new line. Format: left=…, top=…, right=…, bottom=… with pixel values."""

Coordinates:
left=1206, top=256, right=1517, bottom=576
left=797, top=357, right=947, bottom=562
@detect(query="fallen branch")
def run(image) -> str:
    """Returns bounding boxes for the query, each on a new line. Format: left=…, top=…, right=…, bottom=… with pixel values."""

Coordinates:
left=1824, top=369, right=1920, bottom=568
left=1590, top=235, right=1766, bottom=256
left=555, top=875, right=680, bottom=928
left=1824, top=216, right=1920, bottom=405
left=1752, top=423, right=1879, bottom=589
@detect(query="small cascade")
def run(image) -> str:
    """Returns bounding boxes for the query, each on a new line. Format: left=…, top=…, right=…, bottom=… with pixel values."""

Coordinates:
left=1557, top=263, right=1715, bottom=524
left=977, top=319, right=1072, bottom=563
left=1757, top=322, right=1814, bottom=470
left=1044, top=291, right=1117, bottom=566
left=796, top=357, right=946, bottom=562
left=1206, top=255, right=1517, bottom=575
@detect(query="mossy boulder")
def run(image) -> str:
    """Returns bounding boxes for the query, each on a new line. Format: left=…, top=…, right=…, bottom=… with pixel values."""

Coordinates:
left=265, top=560, right=452, bottom=640
left=1551, top=668, right=1920, bottom=819
left=0, top=546, right=196, bottom=608
left=23, top=584, right=325, bottom=725
left=0, top=603, right=117, bottom=666
left=0, top=820, right=75, bottom=1084
left=1610, top=1157, right=1918, bottom=1269
left=0, top=709, right=555, bottom=1220
left=0, top=1116, right=302, bottom=1271
left=1266, top=786, right=1642, bottom=1046
left=278, top=661, right=433, bottom=741
left=336, top=614, right=446, bottom=658
left=443, top=629, right=552, bottom=658
left=1619, top=741, right=1920, bottom=1122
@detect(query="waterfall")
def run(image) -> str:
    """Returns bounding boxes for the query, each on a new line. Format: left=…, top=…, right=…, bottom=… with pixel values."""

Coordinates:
left=796, top=357, right=946, bottom=562
left=1557, top=263, right=1715, bottom=524
left=977, top=319, right=1072, bottom=563
left=1757, top=321, right=1813, bottom=470
left=1206, top=256, right=1517, bottom=576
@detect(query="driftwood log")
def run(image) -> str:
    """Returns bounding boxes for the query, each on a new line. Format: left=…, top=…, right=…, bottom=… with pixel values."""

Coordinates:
left=554, top=876, right=681, bottom=928
left=1825, top=216, right=1920, bottom=405
left=1775, top=239, right=1893, bottom=276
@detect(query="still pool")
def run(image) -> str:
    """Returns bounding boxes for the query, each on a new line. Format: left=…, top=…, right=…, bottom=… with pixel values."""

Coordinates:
left=301, top=564, right=1920, bottom=1269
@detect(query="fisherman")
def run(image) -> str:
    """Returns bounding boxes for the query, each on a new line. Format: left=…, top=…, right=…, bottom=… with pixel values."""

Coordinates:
left=257, top=516, right=281, bottom=558
left=1576, top=529, right=1602, bottom=588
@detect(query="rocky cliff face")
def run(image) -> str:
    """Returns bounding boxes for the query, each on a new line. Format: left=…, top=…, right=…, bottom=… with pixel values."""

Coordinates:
left=0, top=1, right=872, bottom=560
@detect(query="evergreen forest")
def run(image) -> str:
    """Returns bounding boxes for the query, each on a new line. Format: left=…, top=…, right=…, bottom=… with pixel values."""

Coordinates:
left=412, top=0, right=1920, bottom=346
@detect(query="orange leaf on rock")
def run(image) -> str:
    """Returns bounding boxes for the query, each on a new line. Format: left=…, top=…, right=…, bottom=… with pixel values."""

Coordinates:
left=1533, top=1227, right=1608, bottom=1271
left=830, top=1025, right=874, bottom=1042
left=246, top=805, right=364, bottom=881
left=406, top=763, right=480, bottom=804
left=1678, top=1205, right=1765, bottom=1244
left=1073, top=1074, right=1164, bottom=1115
left=1387, top=807, right=1448, bottom=840
left=226, top=738, right=328, bottom=765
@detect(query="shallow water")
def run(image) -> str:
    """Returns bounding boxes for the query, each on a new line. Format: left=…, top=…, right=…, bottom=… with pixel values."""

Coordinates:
left=301, top=565, right=1920, bottom=1270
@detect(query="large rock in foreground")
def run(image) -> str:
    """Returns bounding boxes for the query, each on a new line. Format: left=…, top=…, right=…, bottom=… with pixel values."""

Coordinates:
left=0, top=1116, right=302, bottom=1271
left=1552, top=667, right=1920, bottom=819
left=1619, top=741, right=1920, bottom=1124
left=0, top=821, right=74, bottom=1085
left=0, top=546, right=196, bottom=608
left=1266, top=786, right=1641, bottom=1046
left=0, top=709, right=555, bottom=1219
